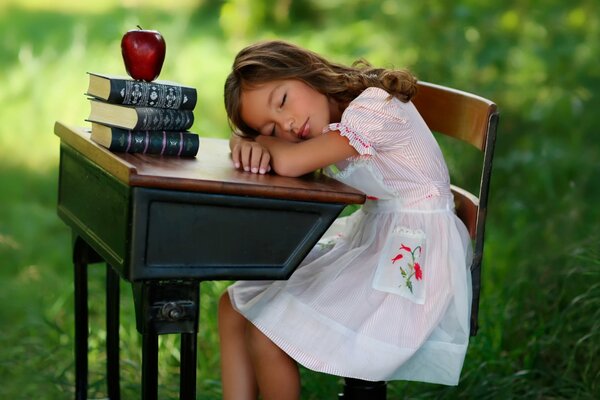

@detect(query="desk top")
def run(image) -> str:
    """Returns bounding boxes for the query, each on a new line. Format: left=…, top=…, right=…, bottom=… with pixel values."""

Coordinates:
left=54, top=122, right=365, bottom=205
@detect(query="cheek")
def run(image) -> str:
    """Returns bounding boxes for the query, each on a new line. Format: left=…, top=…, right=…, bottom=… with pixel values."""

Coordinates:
left=318, top=96, right=332, bottom=121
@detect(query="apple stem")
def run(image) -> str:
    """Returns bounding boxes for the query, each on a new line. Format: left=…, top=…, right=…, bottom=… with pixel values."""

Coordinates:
left=137, top=25, right=143, bottom=30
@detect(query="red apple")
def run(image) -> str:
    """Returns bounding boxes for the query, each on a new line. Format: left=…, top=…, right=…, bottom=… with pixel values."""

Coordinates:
left=121, top=26, right=166, bottom=82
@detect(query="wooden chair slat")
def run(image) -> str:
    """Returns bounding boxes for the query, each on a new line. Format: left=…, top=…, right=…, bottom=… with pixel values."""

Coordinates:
left=413, top=81, right=497, bottom=150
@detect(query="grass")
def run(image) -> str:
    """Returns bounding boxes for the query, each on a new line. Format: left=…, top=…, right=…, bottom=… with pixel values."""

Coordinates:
left=1, top=1, right=599, bottom=399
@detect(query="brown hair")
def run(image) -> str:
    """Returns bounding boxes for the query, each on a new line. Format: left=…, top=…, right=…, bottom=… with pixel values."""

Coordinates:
left=224, top=40, right=418, bottom=138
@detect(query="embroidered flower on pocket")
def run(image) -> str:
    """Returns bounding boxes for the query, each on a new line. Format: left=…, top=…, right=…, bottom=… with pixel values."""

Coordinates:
left=373, top=227, right=426, bottom=303
left=391, top=243, right=423, bottom=293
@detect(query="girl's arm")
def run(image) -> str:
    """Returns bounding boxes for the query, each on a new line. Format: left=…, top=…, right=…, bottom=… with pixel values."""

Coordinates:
left=255, top=131, right=358, bottom=177
left=229, top=134, right=272, bottom=174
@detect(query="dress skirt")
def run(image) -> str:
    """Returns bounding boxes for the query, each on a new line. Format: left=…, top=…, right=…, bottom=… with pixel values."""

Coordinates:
left=228, top=196, right=473, bottom=385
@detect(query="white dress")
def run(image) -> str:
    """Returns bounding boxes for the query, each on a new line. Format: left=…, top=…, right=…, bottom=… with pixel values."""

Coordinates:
left=228, top=87, right=473, bottom=385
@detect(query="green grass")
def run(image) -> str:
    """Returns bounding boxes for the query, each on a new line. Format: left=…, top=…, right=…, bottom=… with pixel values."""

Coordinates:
left=1, top=1, right=599, bottom=399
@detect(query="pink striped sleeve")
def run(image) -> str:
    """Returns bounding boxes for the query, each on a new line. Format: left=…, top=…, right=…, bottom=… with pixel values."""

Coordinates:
left=324, top=87, right=413, bottom=155
left=327, top=122, right=374, bottom=156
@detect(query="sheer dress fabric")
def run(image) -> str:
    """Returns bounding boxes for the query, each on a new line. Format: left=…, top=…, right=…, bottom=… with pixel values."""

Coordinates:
left=228, top=87, right=472, bottom=385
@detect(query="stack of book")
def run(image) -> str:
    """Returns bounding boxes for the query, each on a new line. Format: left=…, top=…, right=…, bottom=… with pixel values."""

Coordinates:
left=86, top=72, right=200, bottom=157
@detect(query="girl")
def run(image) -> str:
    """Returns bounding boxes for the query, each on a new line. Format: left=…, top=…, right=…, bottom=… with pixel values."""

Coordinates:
left=219, top=40, right=472, bottom=400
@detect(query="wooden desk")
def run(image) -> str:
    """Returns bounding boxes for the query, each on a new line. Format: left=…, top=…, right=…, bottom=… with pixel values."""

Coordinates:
left=54, top=122, right=365, bottom=399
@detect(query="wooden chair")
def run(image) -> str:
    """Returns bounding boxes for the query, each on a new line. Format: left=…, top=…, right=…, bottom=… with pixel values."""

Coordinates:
left=338, top=81, right=499, bottom=399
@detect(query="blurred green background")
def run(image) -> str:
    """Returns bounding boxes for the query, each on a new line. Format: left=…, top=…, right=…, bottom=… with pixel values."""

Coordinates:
left=1, top=0, right=598, bottom=399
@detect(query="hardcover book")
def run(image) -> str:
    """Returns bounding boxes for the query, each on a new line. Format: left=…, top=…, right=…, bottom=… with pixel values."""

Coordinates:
left=90, top=123, right=199, bottom=157
left=86, top=72, right=197, bottom=110
left=88, top=99, right=194, bottom=131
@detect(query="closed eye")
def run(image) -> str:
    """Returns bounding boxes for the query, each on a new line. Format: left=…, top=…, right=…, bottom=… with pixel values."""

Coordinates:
left=269, top=94, right=286, bottom=135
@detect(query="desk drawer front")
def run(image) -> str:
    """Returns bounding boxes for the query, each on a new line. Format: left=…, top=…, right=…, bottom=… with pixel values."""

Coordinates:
left=130, top=188, right=343, bottom=281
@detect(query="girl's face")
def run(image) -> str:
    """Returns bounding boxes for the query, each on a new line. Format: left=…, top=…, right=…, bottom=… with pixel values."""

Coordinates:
left=240, top=79, right=339, bottom=142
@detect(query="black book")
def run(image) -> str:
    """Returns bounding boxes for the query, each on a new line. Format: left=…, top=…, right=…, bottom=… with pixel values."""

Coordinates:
left=90, top=123, right=199, bottom=157
left=86, top=72, right=197, bottom=110
left=88, top=99, right=194, bottom=131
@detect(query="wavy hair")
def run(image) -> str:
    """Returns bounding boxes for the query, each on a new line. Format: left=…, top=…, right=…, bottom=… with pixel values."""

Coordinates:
left=224, top=40, right=418, bottom=137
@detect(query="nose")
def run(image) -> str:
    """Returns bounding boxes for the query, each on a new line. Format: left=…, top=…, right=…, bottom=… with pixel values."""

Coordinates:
left=288, top=115, right=297, bottom=133
left=276, top=116, right=294, bottom=135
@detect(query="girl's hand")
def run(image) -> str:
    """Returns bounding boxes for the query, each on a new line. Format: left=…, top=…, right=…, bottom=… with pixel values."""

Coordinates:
left=230, top=136, right=272, bottom=174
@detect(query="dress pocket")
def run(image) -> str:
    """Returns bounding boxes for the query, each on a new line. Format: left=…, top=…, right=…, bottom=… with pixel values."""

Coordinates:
left=372, top=226, right=426, bottom=304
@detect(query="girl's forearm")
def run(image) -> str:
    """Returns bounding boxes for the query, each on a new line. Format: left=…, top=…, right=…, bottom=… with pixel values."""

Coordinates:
left=254, top=136, right=304, bottom=176
left=255, top=132, right=358, bottom=177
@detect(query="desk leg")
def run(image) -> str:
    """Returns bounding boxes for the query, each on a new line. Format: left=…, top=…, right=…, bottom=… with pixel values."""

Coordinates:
left=141, top=332, right=198, bottom=400
left=180, top=332, right=198, bottom=399
left=106, top=265, right=121, bottom=399
left=133, top=280, right=200, bottom=400
left=72, top=237, right=103, bottom=400
left=73, top=242, right=88, bottom=400
left=141, top=333, right=159, bottom=400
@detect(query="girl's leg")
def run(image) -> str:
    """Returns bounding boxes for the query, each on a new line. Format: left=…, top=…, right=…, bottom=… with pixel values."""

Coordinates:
left=246, top=322, right=301, bottom=400
left=218, top=292, right=258, bottom=400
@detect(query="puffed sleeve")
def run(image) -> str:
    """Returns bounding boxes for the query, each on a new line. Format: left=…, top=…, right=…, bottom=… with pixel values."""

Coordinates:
left=323, top=87, right=414, bottom=156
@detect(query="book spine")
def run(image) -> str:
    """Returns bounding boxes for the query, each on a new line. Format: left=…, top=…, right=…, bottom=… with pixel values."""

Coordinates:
left=109, top=129, right=199, bottom=157
left=107, top=79, right=197, bottom=110
left=134, top=108, right=194, bottom=131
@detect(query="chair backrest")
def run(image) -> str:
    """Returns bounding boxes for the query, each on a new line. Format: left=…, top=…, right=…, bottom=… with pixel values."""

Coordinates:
left=412, top=81, right=499, bottom=336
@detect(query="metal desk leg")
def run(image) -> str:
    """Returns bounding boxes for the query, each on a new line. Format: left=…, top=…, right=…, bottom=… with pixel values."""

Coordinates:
left=141, top=333, right=159, bottom=400
left=133, top=280, right=200, bottom=400
left=106, top=265, right=121, bottom=399
left=73, top=241, right=88, bottom=400
left=72, top=237, right=102, bottom=400
left=180, top=332, right=198, bottom=400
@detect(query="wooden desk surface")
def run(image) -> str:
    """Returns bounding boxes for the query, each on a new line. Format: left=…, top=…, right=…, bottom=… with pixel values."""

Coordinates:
left=54, top=122, right=365, bottom=205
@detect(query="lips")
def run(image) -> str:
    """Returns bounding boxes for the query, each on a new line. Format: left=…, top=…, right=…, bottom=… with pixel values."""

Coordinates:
left=298, top=120, right=310, bottom=140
